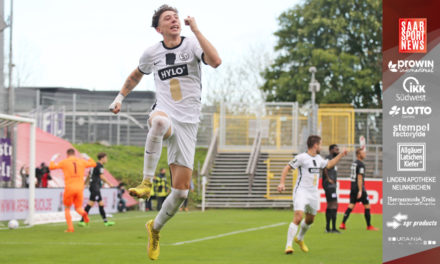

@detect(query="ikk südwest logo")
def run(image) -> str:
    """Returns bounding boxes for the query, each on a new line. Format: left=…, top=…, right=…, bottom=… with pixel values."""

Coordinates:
left=399, top=18, right=427, bottom=53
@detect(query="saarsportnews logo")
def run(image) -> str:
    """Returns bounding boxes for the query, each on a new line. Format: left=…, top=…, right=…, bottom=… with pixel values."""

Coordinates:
left=399, top=18, right=427, bottom=53
left=389, top=105, right=432, bottom=118
left=388, top=60, right=434, bottom=73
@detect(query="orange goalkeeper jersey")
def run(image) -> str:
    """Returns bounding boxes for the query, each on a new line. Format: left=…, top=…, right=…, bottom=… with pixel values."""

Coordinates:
left=49, top=156, right=96, bottom=188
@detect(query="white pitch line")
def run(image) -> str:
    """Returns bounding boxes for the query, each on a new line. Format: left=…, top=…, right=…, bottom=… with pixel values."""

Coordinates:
left=0, top=222, right=287, bottom=247
left=170, top=222, right=287, bottom=246
left=0, top=241, right=144, bottom=246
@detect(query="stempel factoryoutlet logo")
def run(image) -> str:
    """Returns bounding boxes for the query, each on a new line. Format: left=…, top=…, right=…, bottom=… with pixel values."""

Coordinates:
left=399, top=18, right=427, bottom=53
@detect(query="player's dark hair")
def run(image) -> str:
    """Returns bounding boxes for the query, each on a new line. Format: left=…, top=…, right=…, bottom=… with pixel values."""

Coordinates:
left=356, top=148, right=364, bottom=156
left=329, top=144, right=338, bottom=152
left=97, top=152, right=107, bottom=160
left=307, top=135, right=321, bottom=149
left=152, top=4, right=178, bottom=28
left=66, top=148, right=75, bottom=155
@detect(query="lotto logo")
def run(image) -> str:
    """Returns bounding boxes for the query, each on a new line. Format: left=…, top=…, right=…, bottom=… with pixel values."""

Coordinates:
left=399, top=18, right=427, bottom=53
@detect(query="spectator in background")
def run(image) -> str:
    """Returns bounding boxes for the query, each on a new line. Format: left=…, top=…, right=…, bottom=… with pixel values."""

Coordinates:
left=180, top=180, right=194, bottom=212
left=35, top=166, right=43, bottom=187
left=20, top=166, right=29, bottom=188
left=117, top=182, right=127, bottom=212
left=146, top=181, right=155, bottom=211
left=154, top=168, right=170, bottom=211
left=40, top=163, right=52, bottom=188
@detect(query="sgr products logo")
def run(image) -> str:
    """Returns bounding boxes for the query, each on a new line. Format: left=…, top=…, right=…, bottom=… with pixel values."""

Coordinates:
left=396, top=76, right=426, bottom=102
left=389, top=105, right=432, bottom=118
left=388, top=60, right=434, bottom=73
left=399, top=18, right=427, bottom=53
left=397, top=143, right=426, bottom=171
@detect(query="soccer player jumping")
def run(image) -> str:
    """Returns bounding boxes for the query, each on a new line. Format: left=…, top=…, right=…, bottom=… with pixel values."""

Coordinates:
left=49, top=149, right=96, bottom=232
left=278, top=135, right=347, bottom=254
left=109, top=5, right=221, bottom=260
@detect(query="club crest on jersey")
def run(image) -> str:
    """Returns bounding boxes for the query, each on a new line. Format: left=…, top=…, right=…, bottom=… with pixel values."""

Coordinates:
left=179, top=52, right=191, bottom=61
left=158, top=64, right=189, bottom=80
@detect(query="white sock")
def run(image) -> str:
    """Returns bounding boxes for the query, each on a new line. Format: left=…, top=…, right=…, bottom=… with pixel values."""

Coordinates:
left=286, top=222, right=298, bottom=247
left=297, top=220, right=311, bottom=241
left=153, top=188, right=188, bottom=231
left=143, top=116, right=171, bottom=181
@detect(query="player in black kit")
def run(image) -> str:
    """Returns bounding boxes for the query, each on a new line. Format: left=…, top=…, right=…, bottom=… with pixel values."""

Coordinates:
left=322, top=144, right=340, bottom=233
left=340, top=148, right=378, bottom=231
left=79, top=152, right=115, bottom=227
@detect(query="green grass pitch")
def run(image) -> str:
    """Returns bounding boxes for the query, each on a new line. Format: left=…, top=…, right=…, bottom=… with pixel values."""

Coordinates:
left=0, top=209, right=381, bottom=264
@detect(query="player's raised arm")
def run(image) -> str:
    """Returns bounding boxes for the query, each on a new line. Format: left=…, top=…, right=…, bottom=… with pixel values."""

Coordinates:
left=184, top=16, right=221, bottom=68
left=326, top=148, right=347, bottom=169
left=81, top=153, right=97, bottom=168
left=109, top=68, right=144, bottom=114
left=48, top=153, right=61, bottom=170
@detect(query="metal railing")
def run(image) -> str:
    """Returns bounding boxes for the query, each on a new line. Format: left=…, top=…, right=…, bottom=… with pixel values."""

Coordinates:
left=245, top=130, right=262, bottom=193
left=201, top=128, right=219, bottom=177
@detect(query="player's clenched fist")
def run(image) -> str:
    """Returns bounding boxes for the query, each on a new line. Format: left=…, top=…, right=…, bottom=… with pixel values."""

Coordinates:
left=109, top=93, right=124, bottom=114
left=109, top=102, right=121, bottom=114
left=184, top=16, right=199, bottom=32
left=277, top=183, right=285, bottom=193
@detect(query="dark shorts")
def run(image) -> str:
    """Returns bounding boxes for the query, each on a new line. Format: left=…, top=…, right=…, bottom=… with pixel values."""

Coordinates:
left=324, top=185, right=338, bottom=202
left=89, top=189, right=102, bottom=202
left=349, top=189, right=369, bottom=205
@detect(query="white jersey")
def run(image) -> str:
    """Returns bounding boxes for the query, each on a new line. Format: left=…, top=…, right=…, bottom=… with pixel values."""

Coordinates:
left=138, top=36, right=205, bottom=123
left=289, top=152, right=329, bottom=192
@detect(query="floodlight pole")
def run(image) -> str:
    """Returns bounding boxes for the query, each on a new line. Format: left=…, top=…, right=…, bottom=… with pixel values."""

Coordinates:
left=7, top=0, right=13, bottom=115
left=308, top=67, right=320, bottom=135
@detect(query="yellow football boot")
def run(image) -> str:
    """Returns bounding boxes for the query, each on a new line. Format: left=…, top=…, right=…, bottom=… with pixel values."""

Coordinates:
left=294, top=237, right=309, bottom=253
left=285, top=246, right=294, bottom=254
left=128, top=179, right=152, bottom=199
left=146, top=220, right=160, bottom=260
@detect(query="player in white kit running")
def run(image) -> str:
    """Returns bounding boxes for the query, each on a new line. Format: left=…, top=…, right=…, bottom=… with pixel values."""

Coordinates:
left=108, top=5, right=221, bottom=260
left=278, top=135, right=347, bottom=255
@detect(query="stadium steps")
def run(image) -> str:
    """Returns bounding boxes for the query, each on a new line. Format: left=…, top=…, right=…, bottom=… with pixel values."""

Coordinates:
left=205, top=152, right=291, bottom=208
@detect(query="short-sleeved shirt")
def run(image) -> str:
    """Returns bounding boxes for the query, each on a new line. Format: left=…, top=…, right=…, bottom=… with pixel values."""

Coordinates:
left=288, top=152, right=329, bottom=192
left=138, top=36, right=206, bottom=123
left=322, top=154, right=338, bottom=188
left=89, top=162, right=104, bottom=191
left=49, top=157, right=96, bottom=189
left=350, top=159, right=366, bottom=191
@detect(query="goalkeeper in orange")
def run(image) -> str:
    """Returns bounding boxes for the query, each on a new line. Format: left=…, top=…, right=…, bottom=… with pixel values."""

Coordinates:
left=49, top=148, right=96, bottom=232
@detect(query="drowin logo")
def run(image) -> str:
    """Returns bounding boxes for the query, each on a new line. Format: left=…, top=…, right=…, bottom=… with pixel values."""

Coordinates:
left=389, top=106, right=400, bottom=116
